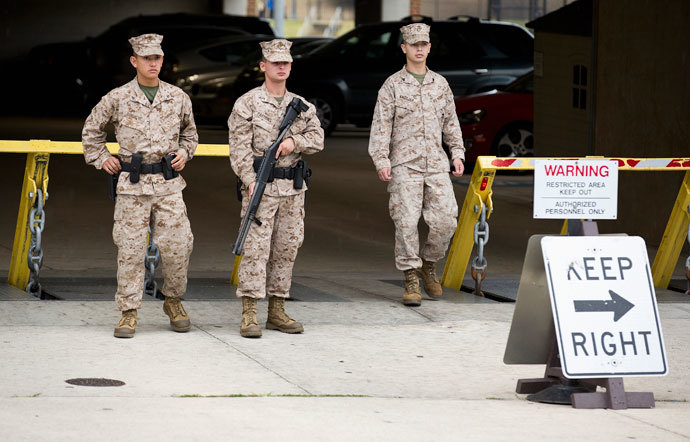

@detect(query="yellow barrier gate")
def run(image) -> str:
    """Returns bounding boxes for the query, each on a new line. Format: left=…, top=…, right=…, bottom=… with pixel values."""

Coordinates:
left=8, top=150, right=50, bottom=293
left=441, top=156, right=690, bottom=292
left=3, top=140, right=232, bottom=294
left=3, top=142, right=689, bottom=296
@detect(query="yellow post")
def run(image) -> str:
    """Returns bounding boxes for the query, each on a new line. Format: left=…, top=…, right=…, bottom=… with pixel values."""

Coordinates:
left=8, top=150, right=51, bottom=290
left=560, top=220, right=569, bottom=235
left=442, top=159, right=495, bottom=289
left=652, top=170, right=690, bottom=288
left=230, top=255, right=242, bottom=286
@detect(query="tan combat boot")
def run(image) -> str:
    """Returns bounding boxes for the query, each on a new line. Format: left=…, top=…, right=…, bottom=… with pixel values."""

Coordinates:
left=114, top=309, right=137, bottom=338
left=266, top=296, right=304, bottom=334
left=402, top=269, right=422, bottom=306
left=417, top=259, right=443, bottom=300
left=163, top=296, right=191, bottom=332
left=241, top=297, right=262, bottom=338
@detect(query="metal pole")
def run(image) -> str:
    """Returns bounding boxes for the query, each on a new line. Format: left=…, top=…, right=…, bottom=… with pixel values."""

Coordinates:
left=274, top=0, right=285, bottom=37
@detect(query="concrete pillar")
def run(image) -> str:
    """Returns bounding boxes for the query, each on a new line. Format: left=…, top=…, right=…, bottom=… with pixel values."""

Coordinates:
left=223, top=0, right=249, bottom=15
left=382, top=0, right=409, bottom=21
left=274, top=0, right=285, bottom=36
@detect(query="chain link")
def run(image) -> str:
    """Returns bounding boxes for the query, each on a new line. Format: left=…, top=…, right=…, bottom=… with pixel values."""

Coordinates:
left=144, top=225, right=163, bottom=299
left=470, top=204, right=490, bottom=297
left=26, top=190, right=46, bottom=297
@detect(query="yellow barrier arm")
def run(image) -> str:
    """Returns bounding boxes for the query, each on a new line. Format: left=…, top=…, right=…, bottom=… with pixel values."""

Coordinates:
left=652, top=170, right=690, bottom=288
left=441, top=159, right=495, bottom=289
left=0, top=140, right=229, bottom=156
left=8, top=147, right=51, bottom=290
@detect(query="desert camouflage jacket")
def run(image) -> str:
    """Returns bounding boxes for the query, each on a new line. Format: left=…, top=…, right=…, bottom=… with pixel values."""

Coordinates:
left=228, top=83, right=324, bottom=197
left=368, top=67, right=465, bottom=172
left=82, top=77, right=198, bottom=196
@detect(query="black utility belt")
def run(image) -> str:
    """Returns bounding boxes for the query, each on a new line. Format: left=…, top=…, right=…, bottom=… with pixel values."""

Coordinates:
left=120, top=153, right=179, bottom=183
left=121, top=162, right=164, bottom=174
left=252, top=157, right=311, bottom=189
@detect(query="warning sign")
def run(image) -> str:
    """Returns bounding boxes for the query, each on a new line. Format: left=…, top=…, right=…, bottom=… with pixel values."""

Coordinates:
left=541, top=236, right=667, bottom=378
left=533, top=159, right=618, bottom=219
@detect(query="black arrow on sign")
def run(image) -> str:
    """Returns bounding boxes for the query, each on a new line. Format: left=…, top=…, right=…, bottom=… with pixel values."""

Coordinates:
left=573, top=290, right=635, bottom=322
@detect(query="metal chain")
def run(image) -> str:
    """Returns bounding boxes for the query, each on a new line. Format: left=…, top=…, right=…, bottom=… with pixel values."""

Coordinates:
left=144, top=225, right=162, bottom=299
left=470, top=204, right=490, bottom=297
left=26, top=189, right=46, bottom=298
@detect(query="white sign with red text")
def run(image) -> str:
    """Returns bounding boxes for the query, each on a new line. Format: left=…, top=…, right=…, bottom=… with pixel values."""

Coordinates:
left=534, top=159, right=618, bottom=219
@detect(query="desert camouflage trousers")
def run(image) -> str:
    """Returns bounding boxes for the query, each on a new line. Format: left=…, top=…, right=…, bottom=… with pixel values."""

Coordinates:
left=237, top=191, right=305, bottom=299
left=388, top=166, right=458, bottom=271
left=112, top=192, right=194, bottom=311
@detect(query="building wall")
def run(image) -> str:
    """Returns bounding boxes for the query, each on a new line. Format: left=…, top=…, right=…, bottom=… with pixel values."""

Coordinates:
left=593, top=0, right=690, bottom=245
left=533, top=32, right=591, bottom=157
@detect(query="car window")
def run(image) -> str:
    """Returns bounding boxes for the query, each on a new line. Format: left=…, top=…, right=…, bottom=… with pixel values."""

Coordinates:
left=364, top=31, right=392, bottom=59
left=477, top=24, right=533, bottom=58
left=337, top=34, right=362, bottom=57
left=161, top=28, right=246, bottom=51
left=395, top=26, right=484, bottom=60
left=292, top=40, right=326, bottom=55
left=199, top=40, right=262, bottom=63
left=319, top=28, right=394, bottom=59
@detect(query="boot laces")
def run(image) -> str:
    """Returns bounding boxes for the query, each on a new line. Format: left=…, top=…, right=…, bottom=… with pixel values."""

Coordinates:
left=120, top=310, right=136, bottom=327
left=242, top=314, right=258, bottom=327
left=269, top=298, right=294, bottom=323
left=242, top=299, right=258, bottom=326
left=405, top=271, right=419, bottom=292
left=424, top=262, right=439, bottom=283
left=167, top=297, right=186, bottom=318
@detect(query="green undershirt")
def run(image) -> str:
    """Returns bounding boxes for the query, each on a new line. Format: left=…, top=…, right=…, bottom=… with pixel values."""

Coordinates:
left=407, top=69, right=426, bottom=85
left=274, top=96, right=284, bottom=105
left=138, top=83, right=159, bottom=103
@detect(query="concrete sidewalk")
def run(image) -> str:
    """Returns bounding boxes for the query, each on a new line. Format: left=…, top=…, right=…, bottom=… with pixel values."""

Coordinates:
left=1, top=277, right=689, bottom=442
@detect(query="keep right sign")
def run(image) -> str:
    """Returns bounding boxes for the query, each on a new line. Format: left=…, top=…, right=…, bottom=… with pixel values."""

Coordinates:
left=541, top=236, right=668, bottom=378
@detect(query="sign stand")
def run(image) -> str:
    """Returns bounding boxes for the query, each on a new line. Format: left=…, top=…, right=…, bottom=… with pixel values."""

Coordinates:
left=518, top=338, right=655, bottom=409
left=508, top=221, right=657, bottom=409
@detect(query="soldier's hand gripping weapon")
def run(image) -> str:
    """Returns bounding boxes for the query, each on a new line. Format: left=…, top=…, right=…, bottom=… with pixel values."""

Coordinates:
left=232, top=97, right=309, bottom=255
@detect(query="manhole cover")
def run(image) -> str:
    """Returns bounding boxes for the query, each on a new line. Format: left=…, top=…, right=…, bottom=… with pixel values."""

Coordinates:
left=65, top=378, right=125, bottom=387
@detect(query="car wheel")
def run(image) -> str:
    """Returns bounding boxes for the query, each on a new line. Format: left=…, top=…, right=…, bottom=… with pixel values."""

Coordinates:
left=492, top=122, right=534, bottom=157
left=307, top=95, right=338, bottom=136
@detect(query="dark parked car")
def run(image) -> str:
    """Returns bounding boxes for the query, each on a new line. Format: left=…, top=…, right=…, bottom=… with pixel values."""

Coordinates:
left=169, top=36, right=333, bottom=123
left=454, top=71, right=534, bottom=163
left=22, top=13, right=274, bottom=114
left=233, top=16, right=534, bottom=134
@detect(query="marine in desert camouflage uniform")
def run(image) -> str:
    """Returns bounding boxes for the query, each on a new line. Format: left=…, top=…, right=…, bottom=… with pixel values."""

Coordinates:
left=368, top=23, right=465, bottom=306
left=228, top=39, right=324, bottom=338
left=82, top=33, right=198, bottom=337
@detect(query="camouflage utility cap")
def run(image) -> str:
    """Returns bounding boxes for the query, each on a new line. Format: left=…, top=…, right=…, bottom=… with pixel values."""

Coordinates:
left=129, top=33, right=164, bottom=57
left=260, top=39, right=293, bottom=62
left=400, top=23, right=431, bottom=44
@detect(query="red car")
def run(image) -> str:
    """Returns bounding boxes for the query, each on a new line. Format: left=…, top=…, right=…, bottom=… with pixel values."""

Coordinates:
left=454, top=71, right=533, bottom=163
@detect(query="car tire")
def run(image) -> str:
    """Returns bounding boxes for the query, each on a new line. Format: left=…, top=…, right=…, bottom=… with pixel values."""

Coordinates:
left=307, top=94, right=339, bottom=136
left=491, top=122, right=534, bottom=157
